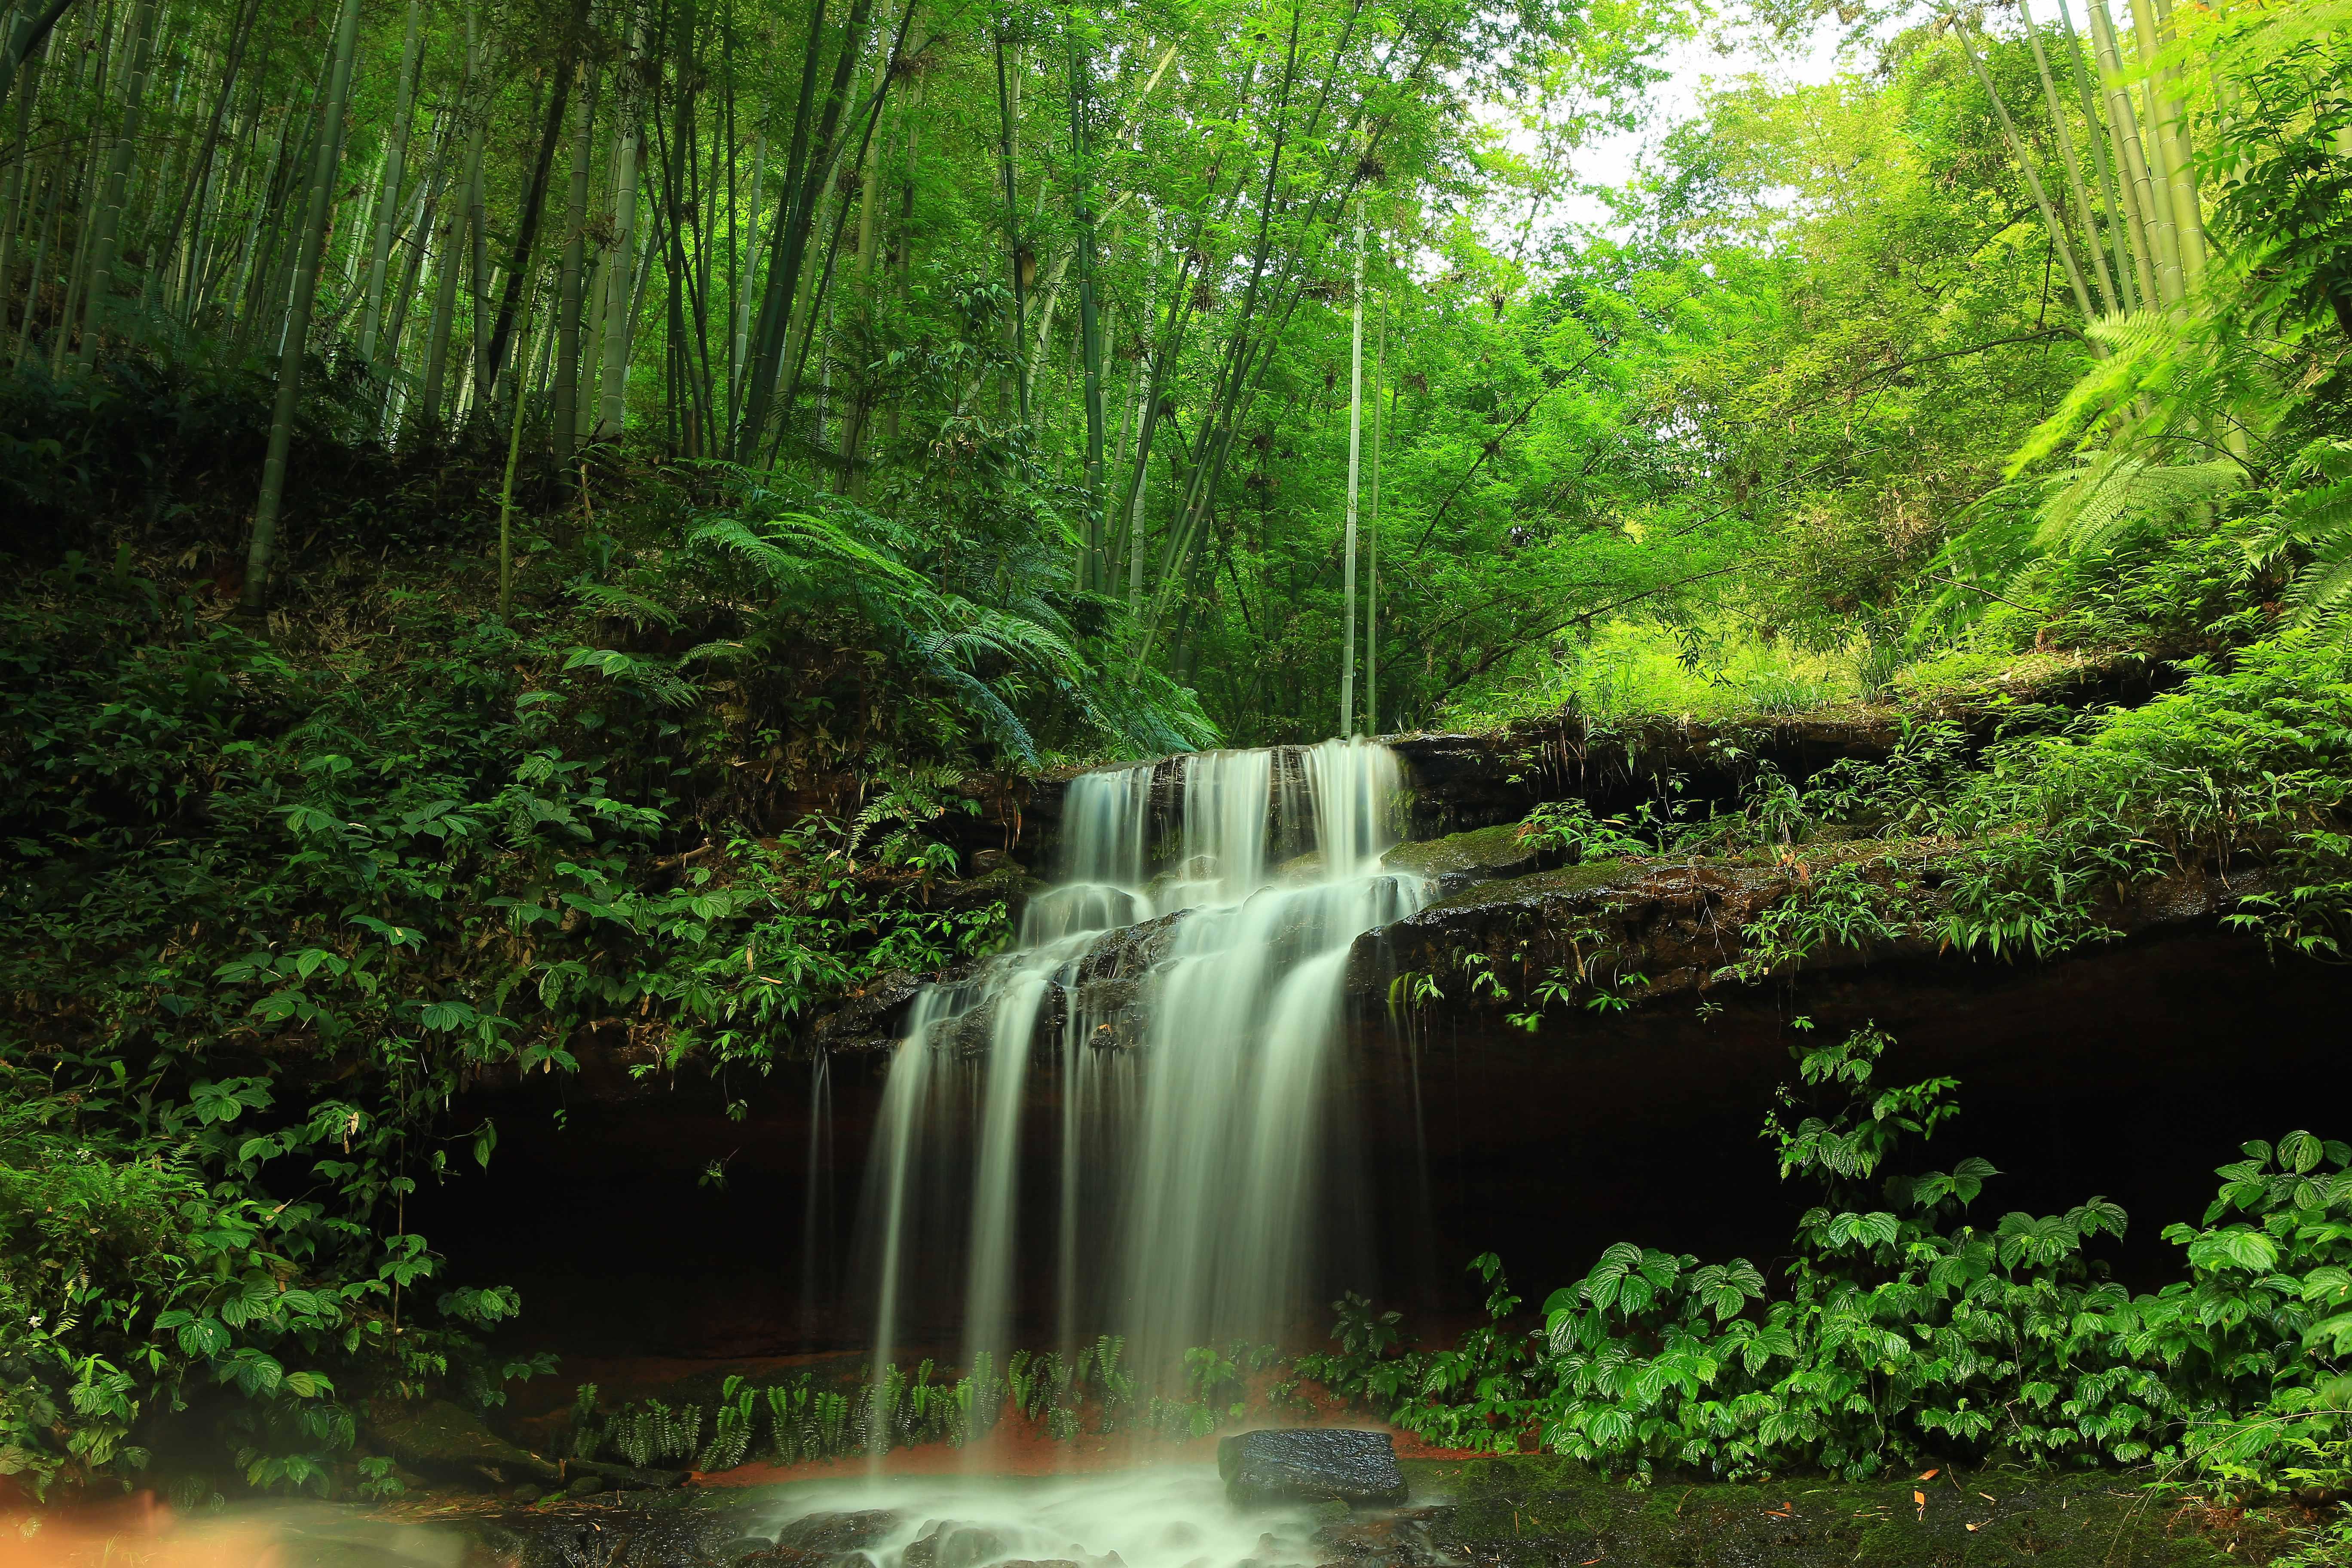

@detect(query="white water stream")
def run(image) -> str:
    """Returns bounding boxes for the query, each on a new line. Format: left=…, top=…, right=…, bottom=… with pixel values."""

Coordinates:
left=757, top=1469, right=1335, bottom=1568
left=857, top=739, right=1430, bottom=1389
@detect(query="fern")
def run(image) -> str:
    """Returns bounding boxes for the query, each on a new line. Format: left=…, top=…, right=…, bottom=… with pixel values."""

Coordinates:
left=2274, top=439, right=2352, bottom=621
left=567, top=1383, right=601, bottom=1460
left=2029, top=453, right=2248, bottom=557
left=1923, top=452, right=2252, bottom=630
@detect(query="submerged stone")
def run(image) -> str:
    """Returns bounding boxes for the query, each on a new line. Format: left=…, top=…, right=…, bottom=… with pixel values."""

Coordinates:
left=772, top=1510, right=901, bottom=1552
left=1218, top=1429, right=1408, bottom=1509
left=903, top=1522, right=1008, bottom=1568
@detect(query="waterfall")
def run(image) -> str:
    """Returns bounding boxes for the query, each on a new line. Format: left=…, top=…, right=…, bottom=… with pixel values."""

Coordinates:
left=853, top=739, right=1428, bottom=1397
left=801, top=1050, right=833, bottom=1334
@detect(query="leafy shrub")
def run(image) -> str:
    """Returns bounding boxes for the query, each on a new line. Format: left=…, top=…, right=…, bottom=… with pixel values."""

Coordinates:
left=1306, top=1024, right=2352, bottom=1495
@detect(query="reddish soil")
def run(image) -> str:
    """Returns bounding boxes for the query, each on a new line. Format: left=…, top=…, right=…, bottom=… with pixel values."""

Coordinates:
left=509, top=1351, right=1494, bottom=1484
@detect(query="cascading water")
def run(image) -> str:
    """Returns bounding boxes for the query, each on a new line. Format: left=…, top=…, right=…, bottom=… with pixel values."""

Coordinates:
left=854, top=738, right=1429, bottom=1400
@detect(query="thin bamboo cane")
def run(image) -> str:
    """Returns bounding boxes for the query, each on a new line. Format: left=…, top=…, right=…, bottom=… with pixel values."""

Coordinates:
left=554, top=38, right=598, bottom=466
left=2137, top=0, right=2204, bottom=287
left=1365, top=296, right=1384, bottom=737
left=2087, top=0, right=2178, bottom=304
left=240, top=0, right=364, bottom=612
left=594, top=22, right=641, bottom=439
left=358, top=0, right=423, bottom=364
left=1339, top=217, right=1362, bottom=735
left=2016, top=0, right=2115, bottom=312
left=2049, top=0, right=2137, bottom=312
left=1955, top=24, right=2098, bottom=332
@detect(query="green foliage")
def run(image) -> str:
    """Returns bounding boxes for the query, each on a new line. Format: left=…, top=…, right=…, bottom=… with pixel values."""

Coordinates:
left=680, top=496, right=1217, bottom=763
left=1513, top=799, right=1653, bottom=862
left=0, top=522, right=1115, bottom=1490
left=1310, top=1026, right=2352, bottom=1496
left=1732, top=633, right=2352, bottom=973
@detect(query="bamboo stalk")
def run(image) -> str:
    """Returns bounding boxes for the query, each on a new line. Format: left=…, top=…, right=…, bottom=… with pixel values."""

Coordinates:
left=1366, top=297, right=1384, bottom=737
left=74, top=0, right=154, bottom=366
left=2138, top=0, right=2204, bottom=288
left=1069, top=20, right=1106, bottom=585
left=497, top=309, right=530, bottom=618
left=423, top=15, right=487, bottom=427
left=2049, top=0, right=2137, bottom=312
left=359, top=0, right=423, bottom=364
left=1956, top=23, right=2098, bottom=331
left=594, top=20, right=641, bottom=440
left=2087, top=0, right=2178, bottom=304
left=240, top=0, right=364, bottom=612
left=554, top=37, right=598, bottom=467
left=2016, top=0, right=2115, bottom=313
left=1340, top=218, right=1363, bottom=735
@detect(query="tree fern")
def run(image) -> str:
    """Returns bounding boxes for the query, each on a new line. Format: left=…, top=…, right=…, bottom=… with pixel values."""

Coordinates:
left=685, top=510, right=1216, bottom=763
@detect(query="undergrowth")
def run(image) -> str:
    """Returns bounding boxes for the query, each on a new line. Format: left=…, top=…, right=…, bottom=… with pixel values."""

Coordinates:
left=0, top=353, right=1213, bottom=1499
left=1302, top=1024, right=2351, bottom=1506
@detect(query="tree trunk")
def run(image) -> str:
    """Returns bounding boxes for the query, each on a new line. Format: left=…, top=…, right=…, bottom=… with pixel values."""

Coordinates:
left=0, top=0, right=82, bottom=122
left=422, top=19, right=487, bottom=428
left=553, top=46, right=598, bottom=469
left=1069, top=27, right=1105, bottom=586
left=736, top=0, right=881, bottom=460
left=2016, top=0, right=2115, bottom=312
left=150, top=0, right=261, bottom=323
left=2087, top=0, right=2175, bottom=304
left=0, top=11, right=47, bottom=338
left=993, top=26, right=1024, bottom=420
left=1957, top=26, right=2098, bottom=331
left=381, top=108, right=451, bottom=427
left=487, top=2, right=582, bottom=404
left=728, top=127, right=765, bottom=417
left=2133, top=0, right=2204, bottom=288
left=1365, top=301, right=1384, bottom=735
left=593, top=89, right=640, bottom=439
left=2049, top=0, right=2137, bottom=312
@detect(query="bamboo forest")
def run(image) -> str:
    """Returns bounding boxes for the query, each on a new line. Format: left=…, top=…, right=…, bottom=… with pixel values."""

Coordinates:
left=2, top=0, right=2351, bottom=1550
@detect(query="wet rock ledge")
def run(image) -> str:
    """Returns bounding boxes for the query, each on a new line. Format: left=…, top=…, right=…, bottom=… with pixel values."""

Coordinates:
left=382, top=1455, right=2254, bottom=1568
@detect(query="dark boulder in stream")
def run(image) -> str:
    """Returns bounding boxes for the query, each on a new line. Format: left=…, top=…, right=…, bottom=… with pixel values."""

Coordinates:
left=1219, top=1429, right=1409, bottom=1508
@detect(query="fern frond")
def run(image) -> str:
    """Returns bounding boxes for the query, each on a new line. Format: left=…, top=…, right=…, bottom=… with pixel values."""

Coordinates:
left=2033, top=454, right=2248, bottom=557
left=570, top=582, right=685, bottom=632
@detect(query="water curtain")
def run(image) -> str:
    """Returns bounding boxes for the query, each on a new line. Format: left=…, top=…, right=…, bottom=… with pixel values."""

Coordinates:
left=857, top=739, right=1429, bottom=1405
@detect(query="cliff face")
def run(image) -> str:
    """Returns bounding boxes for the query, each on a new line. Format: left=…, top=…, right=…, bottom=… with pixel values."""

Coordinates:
left=433, top=665, right=2350, bottom=1357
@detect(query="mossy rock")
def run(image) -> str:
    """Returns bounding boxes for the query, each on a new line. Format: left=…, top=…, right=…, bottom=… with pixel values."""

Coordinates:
left=1401, top=1455, right=2259, bottom=1568
left=1383, top=823, right=1544, bottom=893
left=367, top=1396, right=561, bottom=1487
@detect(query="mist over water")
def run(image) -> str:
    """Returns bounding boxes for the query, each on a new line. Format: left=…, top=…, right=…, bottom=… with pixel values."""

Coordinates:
left=857, top=739, right=1431, bottom=1389
left=759, top=1469, right=1333, bottom=1568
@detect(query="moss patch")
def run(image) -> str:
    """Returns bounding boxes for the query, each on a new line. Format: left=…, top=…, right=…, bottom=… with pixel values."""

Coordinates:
left=1401, top=1454, right=2257, bottom=1568
left=1384, top=823, right=1539, bottom=881
left=367, top=1397, right=560, bottom=1485
left=1420, top=857, right=1639, bottom=917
